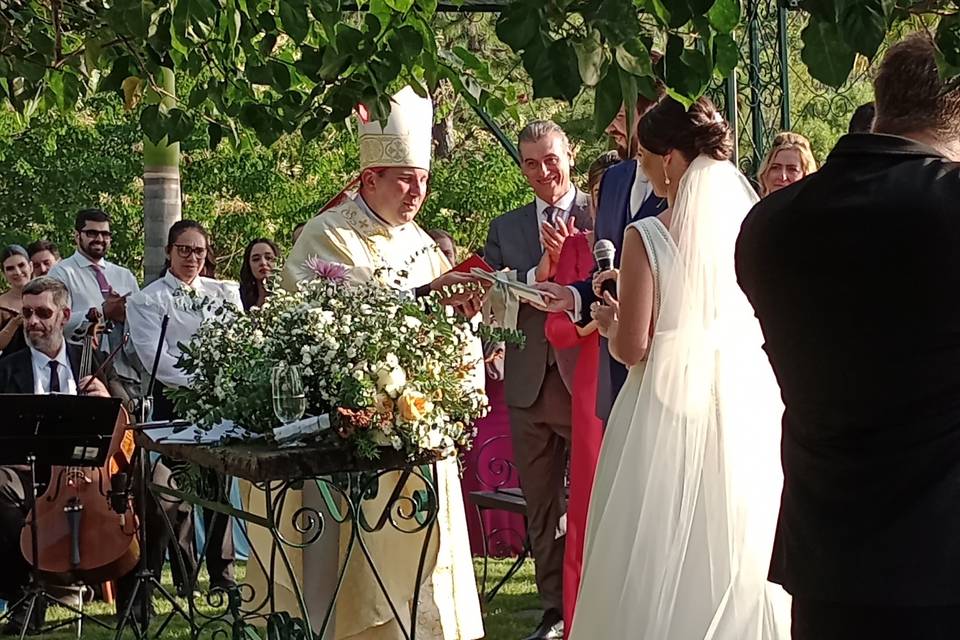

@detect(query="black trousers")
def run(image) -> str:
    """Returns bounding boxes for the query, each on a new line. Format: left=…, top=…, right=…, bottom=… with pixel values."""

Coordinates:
left=151, top=387, right=235, bottom=589
left=792, top=597, right=960, bottom=640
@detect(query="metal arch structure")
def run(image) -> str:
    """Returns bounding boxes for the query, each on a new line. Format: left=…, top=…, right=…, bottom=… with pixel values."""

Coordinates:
left=713, top=0, right=797, bottom=182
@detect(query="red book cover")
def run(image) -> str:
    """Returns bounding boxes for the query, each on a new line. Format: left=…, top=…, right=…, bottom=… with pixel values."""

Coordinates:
left=451, top=253, right=494, bottom=274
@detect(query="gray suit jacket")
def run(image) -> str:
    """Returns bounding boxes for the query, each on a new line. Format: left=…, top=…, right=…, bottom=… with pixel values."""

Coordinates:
left=484, top=190, right=592, bottom=409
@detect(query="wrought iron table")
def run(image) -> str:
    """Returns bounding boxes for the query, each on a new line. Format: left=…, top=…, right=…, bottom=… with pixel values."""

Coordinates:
left=130, top=432, right=441, bottom=640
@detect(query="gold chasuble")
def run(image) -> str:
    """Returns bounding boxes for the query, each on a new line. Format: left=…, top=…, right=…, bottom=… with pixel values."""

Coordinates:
left=244, top=194, right=484, bottom=640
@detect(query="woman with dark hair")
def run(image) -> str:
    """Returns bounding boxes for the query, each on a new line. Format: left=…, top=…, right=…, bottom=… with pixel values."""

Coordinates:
left=571, top=98, right=790, bottom=639
left=126, top=220, right=241, bottom=597
left=0, top=245, right=33, bottom=359
left=239, top=238, right=280, bottom=311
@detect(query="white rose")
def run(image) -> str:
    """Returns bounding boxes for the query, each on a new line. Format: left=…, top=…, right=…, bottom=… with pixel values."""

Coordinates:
left=403, top=316, right=422, bottom=330
left=376, top=366, right=407, bottom=398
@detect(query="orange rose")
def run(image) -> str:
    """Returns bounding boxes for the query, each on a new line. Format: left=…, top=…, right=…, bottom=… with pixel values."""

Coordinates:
left=398, top=389, right=433, bottom=422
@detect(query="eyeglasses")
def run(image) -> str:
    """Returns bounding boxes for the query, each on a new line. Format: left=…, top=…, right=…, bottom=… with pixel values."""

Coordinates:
left=173, top=244, right=207, bottom=259
left=21, top=307, right=56, bottom=320
left=80, top=229, right=112, bottom=240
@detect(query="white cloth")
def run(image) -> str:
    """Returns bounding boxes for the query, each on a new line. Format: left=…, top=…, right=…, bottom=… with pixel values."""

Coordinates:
left=29, top=342, right=76, bottom=395
left=126, top=272, right=241, bottom=389
left=568, top=162, right=652, bottom=319
left=48, top=251, right=141, bottom=381
left=525, top=187, right=576, bottom=284
left=570, top=157, right=791, bottom=639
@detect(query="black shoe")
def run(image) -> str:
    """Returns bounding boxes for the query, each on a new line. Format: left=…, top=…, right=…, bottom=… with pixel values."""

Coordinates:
left=521, top=609, right=563, bottom=640
left=209, top=578, right=237, bottom=593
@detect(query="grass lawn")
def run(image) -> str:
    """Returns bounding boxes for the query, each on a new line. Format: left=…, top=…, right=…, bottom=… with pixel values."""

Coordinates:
left=32, top=558, right=538, bottom=639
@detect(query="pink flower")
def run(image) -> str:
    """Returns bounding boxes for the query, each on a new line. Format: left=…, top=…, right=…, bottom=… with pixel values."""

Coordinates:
left=304, top=256, right=349, bottom=284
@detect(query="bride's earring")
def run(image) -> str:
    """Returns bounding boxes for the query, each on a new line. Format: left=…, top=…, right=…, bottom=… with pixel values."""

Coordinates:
left=663, top=154, right=672, bottom=185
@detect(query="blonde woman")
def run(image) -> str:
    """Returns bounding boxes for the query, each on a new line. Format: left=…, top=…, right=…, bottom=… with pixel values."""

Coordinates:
left=757, top=132, right=817, bottom=196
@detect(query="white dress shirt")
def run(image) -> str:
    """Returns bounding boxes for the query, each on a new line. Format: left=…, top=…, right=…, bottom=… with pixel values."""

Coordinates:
left=49, top=251, right=141, bottom=382
left=568, top=160, right=654, bottom=320
left=525, top=186, right=577, bottom=284
left=126, top=272, right=242, bottom=389
left=30, top=342, right=77, bottom=395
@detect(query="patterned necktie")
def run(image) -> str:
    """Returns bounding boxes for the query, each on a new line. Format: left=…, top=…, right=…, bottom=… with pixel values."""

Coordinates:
left=91, top=264, right=112, bottom=298
left=48, top=360, right=60, bottom=393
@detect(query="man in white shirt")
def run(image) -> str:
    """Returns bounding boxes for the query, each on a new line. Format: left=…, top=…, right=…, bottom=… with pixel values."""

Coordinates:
left=48, top=208, right=142, bottom=399
left=0, top=277, right=113, bottom=634
left=483, top=120, right=593, bottom=640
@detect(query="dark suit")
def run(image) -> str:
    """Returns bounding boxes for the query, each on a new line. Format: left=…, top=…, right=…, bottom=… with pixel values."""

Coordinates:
left=569, top=159, right=666, bottom=421
left=736, top=134, right=960, bottom=636
left=0, top=344, right=121, bottom=622
left=484, top=190, right=591, bottom=617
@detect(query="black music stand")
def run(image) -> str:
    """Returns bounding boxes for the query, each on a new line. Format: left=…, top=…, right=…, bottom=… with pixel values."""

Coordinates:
left=0, top=393, right=122, bottom=640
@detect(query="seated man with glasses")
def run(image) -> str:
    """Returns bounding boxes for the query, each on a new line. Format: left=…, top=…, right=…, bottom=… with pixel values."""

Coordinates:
left=0, top=277, right=122, bottom=635
left=48, top=208, right=142, bottom=403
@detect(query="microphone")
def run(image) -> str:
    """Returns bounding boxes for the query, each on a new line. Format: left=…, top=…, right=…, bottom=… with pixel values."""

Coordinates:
left=593, top=239, right=617, bottom=300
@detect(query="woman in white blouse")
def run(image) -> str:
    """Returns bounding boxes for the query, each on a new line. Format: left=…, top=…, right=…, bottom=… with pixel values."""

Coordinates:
left=126, top=219, right=242, bottom=597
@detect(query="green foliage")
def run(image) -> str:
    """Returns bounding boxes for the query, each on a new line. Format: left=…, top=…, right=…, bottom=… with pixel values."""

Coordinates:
left=1, top=0, right=944, bottom=148
left=0, top=94, right=530, bottom=280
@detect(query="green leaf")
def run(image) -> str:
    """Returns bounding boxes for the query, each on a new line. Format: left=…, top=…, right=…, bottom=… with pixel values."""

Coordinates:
left=841, top=0, right=885, bottom=58
left=594, top=59, right=623, bottom=134
left=936, top=14, right=960, bottom=69
left=295, top=45, right=324, bottom=78
left=496, top=4, right=540, bottom=51
left=246, top=64, right=273, bottom=86
left=615, top=38, right=652, bottom=77
left=385, top=0, right=414, bottom=11
left=799, top=0, right=838, bottom=23
left=525, top=38, right=582, bottom=102
left=226, top=7, right=242, bottom=49
left=707, top=0, right=740, bottom=34
left=573, top=29, right=606, bottom=87
left=390, top=26, right=424, bottom=60
left=619, top=65, right=638, bottom=132
left=336, top=24, right=364, bottom=53
left=800, top=19, right=856, bottom=88
left=417, top=0, right=438, bottom=16
left=714, top=32, right=738, bottom=79
left=663, top=34, right=711, bottom=103
left=83, top=38, right=102, bottom=75
left=645, top=0, right=671, bottom=26
left=278, top=0, right=310, bottom=43
left=166, top=108, right=195, bottom=143
left=319, top=48, right=351, bottom=81
left=139, top=103, right=166, bottom=144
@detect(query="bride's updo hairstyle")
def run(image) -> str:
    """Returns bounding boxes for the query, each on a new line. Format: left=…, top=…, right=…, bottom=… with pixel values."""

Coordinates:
left=638, top=96, right=733, bottom=162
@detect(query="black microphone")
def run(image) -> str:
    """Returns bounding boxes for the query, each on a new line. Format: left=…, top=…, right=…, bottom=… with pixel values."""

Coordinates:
left=593, top=239, right=617, bottom=300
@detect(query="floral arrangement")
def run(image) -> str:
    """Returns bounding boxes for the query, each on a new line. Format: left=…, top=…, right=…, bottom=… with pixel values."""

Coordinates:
left=169, top=262, right=490, bottom=460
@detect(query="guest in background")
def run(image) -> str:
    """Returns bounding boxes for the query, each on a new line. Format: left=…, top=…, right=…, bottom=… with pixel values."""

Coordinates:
left=428, top=229, right=458, bottom=265
left=757, top=132, right=817, bottom=197
left=0, top=245, right=32, bottom=360
left=48, top=208, right=141, bottom=400
left=541, top=151, right=619, bottom=637
left=127, top=220, right=240, bottom=597
left=848, top=102, right=875, bottom=133
left=239, top=238, right=279, bottom=311
left=26, top=240, right=60, bottom=276
left=485, top=120, right=593, bottom=640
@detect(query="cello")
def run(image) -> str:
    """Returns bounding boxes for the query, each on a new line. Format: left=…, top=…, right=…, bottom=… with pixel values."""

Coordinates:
left=20, top=313, right=140, bottom=583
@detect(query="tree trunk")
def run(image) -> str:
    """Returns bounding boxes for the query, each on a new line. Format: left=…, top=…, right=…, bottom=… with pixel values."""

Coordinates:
left=142, top=67, right=181, bottom=285
left=432, top=114, right=455, bottom=159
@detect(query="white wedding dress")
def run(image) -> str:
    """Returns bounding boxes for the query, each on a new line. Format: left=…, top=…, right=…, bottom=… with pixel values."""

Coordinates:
left=570, top=156, right=791, bottom=639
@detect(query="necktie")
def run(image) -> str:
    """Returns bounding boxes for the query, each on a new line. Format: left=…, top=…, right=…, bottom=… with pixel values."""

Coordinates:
left=91, top=264, right=112, bottom=298
left=48, top=360, right=60, bottom=393
left=544, top=206, right=560, bottom=226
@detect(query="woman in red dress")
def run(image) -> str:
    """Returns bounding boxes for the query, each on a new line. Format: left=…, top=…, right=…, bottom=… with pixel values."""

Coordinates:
left=538, top=152, right=621, bottom=637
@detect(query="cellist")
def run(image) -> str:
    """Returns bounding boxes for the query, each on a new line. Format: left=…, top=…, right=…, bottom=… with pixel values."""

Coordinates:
left=0, top=276, right=131, bottom=635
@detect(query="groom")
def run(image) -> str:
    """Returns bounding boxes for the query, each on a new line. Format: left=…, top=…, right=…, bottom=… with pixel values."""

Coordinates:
left=737, top=34, right=960, bottom=638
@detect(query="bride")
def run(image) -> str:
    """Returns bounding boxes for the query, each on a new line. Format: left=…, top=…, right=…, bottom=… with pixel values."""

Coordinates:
left=570, top=97, right=791, bottom=639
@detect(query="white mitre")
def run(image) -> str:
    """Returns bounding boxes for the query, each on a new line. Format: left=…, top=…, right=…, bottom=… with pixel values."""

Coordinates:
left=358, top=85, right=433, bottom=172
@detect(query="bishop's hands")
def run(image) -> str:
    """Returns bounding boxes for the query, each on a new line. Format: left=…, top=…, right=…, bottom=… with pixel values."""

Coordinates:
left=429, top=271, right=489, bottom=318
